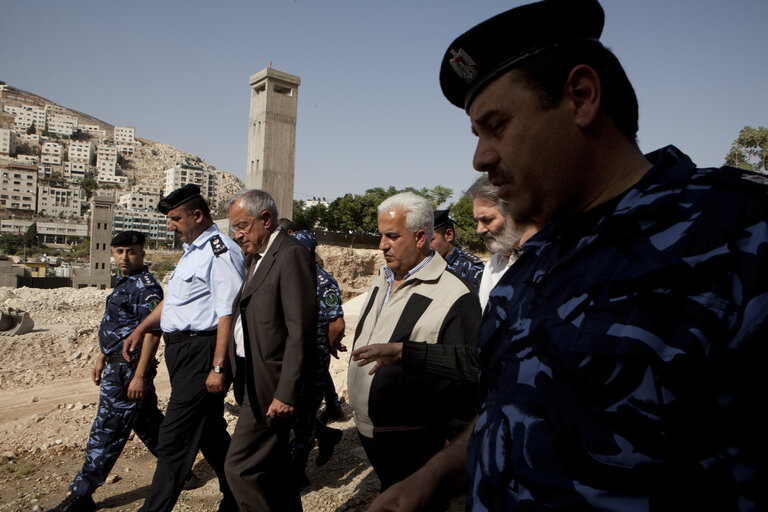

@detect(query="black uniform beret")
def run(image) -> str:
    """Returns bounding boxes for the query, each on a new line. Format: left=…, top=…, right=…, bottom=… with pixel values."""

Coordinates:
left=157, top=184, right=203, bottom=214
left=433, top=209, right=454, bottom=229
left=110, top=230, right=145, bottom=246
left=440, top=0, right=605, bottom=111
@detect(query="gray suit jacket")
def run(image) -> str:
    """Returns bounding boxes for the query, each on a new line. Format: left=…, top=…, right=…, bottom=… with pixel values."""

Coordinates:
left=231, top=229, right=317, bottom=422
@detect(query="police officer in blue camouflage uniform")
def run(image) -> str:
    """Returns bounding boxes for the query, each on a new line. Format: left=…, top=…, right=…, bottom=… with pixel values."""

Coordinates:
left=288, top=230, right=345, bottom=486
left=430, top=210, right=483, bottom=293
left=369, top=1, right=766, bottom=510
left=48, top=231, right=163, bottom=512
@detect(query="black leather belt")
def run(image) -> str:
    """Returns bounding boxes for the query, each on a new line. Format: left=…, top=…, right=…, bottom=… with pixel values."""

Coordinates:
left=163, top=329, right=217, bottom=345
left=105, top=353, right=131, bottom=365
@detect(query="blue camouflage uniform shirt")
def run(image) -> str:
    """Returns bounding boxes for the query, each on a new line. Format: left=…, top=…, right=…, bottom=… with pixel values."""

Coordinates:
left=317, top=264, right=344, bottom=344
left=468, top=146, right=766, bottom=510
left=445, top=245, right=483, bottom=293
left=98, top=267, right=163, bottom=356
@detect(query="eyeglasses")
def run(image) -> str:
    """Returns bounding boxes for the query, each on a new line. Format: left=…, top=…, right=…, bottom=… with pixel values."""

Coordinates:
left=230, top=218, right=255, bottom=236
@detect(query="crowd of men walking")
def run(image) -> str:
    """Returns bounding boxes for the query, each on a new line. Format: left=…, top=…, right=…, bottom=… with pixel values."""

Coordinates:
left=46, top=0, right=765, bottom=510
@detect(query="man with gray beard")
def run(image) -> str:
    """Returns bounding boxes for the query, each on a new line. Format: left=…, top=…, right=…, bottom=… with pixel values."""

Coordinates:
left=466, top=175, right=538, bottom=311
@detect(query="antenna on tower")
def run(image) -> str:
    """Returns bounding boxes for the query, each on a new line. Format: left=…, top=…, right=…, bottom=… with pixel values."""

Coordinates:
left=268, top=60, right=272, bottom=68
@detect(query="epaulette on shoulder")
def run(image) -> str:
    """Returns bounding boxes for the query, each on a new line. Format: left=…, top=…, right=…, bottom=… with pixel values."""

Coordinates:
left=692, top=166, right=768, bottom=204
left=210, top=235, right=228, bottom=257
left=141, top=273, right=157, bottom=288
left=463, top=252, right=482, bottom=265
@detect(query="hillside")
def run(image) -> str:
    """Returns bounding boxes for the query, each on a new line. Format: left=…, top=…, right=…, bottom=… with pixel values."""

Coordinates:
left=0, top=83, right=245, bottom=207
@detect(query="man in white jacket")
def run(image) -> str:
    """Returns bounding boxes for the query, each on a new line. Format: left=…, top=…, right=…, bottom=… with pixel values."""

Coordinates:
left=466, top=175, right=538, bottom=311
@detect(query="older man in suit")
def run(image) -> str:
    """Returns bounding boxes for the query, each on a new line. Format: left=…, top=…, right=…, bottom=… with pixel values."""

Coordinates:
left=224, top=189, right=317, bottom=512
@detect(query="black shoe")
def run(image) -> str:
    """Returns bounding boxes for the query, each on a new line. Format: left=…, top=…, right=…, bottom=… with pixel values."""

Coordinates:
left=318, top=405, right=344, bottom=424
left=316, top=427, right=343, bottom=466
left=47, top=493, right=95, bottom=512
left=217, top=494, right=239, bottom=512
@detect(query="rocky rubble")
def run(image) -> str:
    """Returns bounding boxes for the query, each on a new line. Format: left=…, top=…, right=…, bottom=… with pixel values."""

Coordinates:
left=0, top=244, right=467, bottom=512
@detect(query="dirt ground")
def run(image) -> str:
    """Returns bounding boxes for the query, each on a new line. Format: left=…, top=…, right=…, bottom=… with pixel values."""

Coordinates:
left=0, top=245, right=465, bottom=512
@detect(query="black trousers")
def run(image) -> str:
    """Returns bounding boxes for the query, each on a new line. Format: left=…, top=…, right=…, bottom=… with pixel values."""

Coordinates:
left=359, top=427, right=446, bottom=492
left=141, top=334, right=235, bottom=512
left=224, top=387, right=302, bottom=512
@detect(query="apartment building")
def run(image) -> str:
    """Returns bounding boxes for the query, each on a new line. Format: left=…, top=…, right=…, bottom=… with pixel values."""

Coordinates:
left=80, top=124, right=107, bottom=139
left=37, top=182, right=85, bottom=218
left=0, top=128, right=16, bottom=155
left=0, top=219, right=87, bottom=244
left=114, top=126, right=135, bottom=144
left=117, top=189, right=160, bottom=211
left=41, top=141, right=63, bottom=165
left=96, top=143, right=117, bottom=174
left=10, top=105, right=46, bottom=132
left=0, top=162, right=38, bottom=211
left=113, top=207, right=174, bottom=246
left=63, top=161, right=87, bottom=181
left=164, top=164, right=219, bottom=209
left=68, top=140, right=94, bottom=163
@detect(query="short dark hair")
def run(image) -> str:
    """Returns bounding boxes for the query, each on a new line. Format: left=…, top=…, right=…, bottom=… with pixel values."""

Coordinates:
left=180, top=195, right=211, bottom=218
left=511, top=40, right=638, bottom=141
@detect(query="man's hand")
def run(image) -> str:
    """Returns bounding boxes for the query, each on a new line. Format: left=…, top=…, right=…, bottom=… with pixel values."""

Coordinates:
left=205, top=370, right=227, bottom=394
left=122, top=327, right=144, bottom=361
left=367, top=468, right=441, bottom=512
left=331, top=342, right=348, bottom=359
left=91, top=355, right=106, bottom=386
left=266, top=398, right=294, bottom=418
left=126, top=373, right=146, bottom=400
left=351, top=342, right=403, bottom=375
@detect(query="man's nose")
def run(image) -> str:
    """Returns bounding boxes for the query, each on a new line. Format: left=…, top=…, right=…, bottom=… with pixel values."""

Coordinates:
left=473, top=138, right=499, bottom=174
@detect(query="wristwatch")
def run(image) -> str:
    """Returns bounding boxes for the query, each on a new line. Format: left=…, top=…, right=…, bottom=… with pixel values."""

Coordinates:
left=212, top=365, right=225, bottom=374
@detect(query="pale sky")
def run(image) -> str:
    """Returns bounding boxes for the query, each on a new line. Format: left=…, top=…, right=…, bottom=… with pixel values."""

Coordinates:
left=2, top=0, right=766, bottom=205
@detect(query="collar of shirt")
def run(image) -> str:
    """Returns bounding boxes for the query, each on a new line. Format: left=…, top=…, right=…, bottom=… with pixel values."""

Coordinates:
left=382, top=251, right=434, bottom=309
left=183, top=224, right=220, bottom=253
left=250, top=227, right=281, bottom=276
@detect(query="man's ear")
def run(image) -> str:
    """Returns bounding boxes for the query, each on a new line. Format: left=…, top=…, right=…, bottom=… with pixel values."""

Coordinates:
left=563, top=64, right=601, bottom=129
left=445, top=227, right=456, bottom=244
left=192, top=208, right=204, bottom=223
left=262, top=210, right=273, bottom=230
left=415, top=229, right=427, bottom=248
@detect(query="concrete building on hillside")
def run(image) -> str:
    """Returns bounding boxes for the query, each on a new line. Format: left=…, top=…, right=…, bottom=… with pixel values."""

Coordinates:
left=11, top=106, right=46, bottom=132
left=0, top=219, right=87, bottom=245
left=114, top=126, right=135, bottom=144
left=68, top=140, right=94, bottom=163
left=41, top=142, right=63, bottom=165
left=246, top=66, right=300, bottom=220
left=63, top=161, right=87, bottom=182
left=0, top=162, right=37, bottom=211
left=113, top=208, right=173, bottom=247
left=0, top=128, right=17, bottom=155
left=164, top=163, right=219, bottom=210
left=37, top=182, right=85, bottom=218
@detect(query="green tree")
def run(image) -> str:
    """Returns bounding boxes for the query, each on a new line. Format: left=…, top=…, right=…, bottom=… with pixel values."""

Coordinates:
left=80, top=177, right=97, bottom=199
left=449, top=195, right=486, bottom=253
left=22, top=222, right=39, bottom=248
left=725, top=125, right=768, bottom=174
left=292, top=200, right=329, bottom=231
left=0, top=234, right=23, bottom=255
left=325, top=185, right=455, bottom=234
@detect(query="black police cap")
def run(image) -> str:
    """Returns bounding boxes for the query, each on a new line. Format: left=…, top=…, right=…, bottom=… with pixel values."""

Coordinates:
left=434, top=209, right=454, bottom=229
left=440, top=0, right=605, bottom=111
left=110, top=230, right=145, bottom=246
left=157, top=184, right=203, bottom=214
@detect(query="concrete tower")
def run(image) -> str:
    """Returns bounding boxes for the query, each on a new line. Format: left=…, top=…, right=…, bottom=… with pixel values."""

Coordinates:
left=246, top=67, right=301, bottom=220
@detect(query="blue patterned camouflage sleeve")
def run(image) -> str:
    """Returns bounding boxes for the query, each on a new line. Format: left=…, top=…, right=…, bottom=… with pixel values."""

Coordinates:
left=445, top=246, right=484, bottom=293
left=467, top=146, right=767, bottom=510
